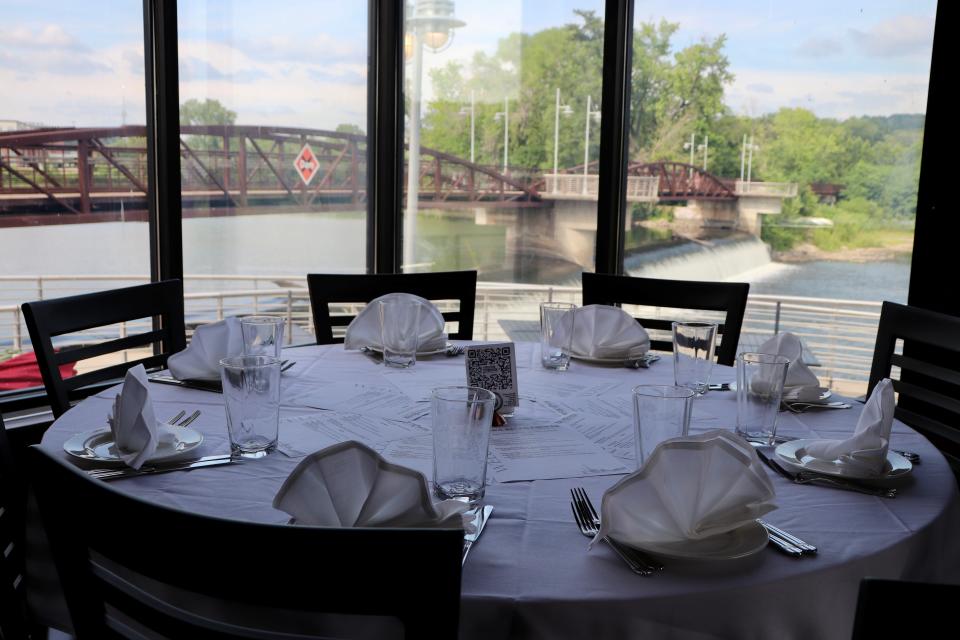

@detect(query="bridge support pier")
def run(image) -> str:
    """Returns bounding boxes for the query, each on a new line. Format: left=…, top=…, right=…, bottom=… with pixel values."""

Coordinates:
left=675, top=195, right=784, bottom=235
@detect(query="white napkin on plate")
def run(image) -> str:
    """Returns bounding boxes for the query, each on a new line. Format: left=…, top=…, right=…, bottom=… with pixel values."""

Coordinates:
left=273, top=441, right=471, bottom=529
left=167, top=317, right=244, bottom=380
left=802, top=378, right=895, bottom=475
left=756, top=332, right=823, bottom=401
left=594, top=430, right=776, bottom=548
left=107, top=364, right=171, bottom=469
left=343, top=293, right=447, bottom=352
left=553, top=304, right=650, bottom=360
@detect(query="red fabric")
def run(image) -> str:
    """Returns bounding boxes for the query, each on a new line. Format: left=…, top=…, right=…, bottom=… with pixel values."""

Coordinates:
left=0, top=350, right=76, bottom=390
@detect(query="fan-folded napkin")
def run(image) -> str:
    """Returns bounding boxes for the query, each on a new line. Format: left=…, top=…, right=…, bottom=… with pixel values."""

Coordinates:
left=343, top=293, right=447, bottom=352
left=273, top=441, right=471, bottom=529
left=755, top=332, right=822, bottom=401
left=593, top=430, right=776, bottom=548
left=802, top=378, right=895, bottom=475
left=552, top=304, right=650, bottom=360
left=107, top=364, right=174, bottom=469
left=167, top=317, right=244, bottom=380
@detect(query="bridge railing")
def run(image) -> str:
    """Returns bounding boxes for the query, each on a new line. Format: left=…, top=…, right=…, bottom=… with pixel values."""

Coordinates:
left=735, top=180, right=798, bottom=197
left=543, top=174, right=659, bottom=202
left=1, top=274, right=882, bottom=396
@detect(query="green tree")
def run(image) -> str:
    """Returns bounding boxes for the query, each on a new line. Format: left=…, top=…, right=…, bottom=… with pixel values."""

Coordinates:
left=179, top=99, right=237, bottom=151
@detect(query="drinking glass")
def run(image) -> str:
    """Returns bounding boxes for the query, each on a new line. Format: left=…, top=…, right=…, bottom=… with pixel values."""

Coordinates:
left=736, top=352, right=791, bottom=444
left=672, top=322, right=718, bottom=395
left=632, top=385, right=695, bottom=467
left=379, top=300, right=421, bottom=368
left=540, top=302, right=576, bottom=370
left=220, top=355, right=281, bottom=458
left=432, top=386, right=497, bottom=504
left=240, top=315, right=285, bottom=357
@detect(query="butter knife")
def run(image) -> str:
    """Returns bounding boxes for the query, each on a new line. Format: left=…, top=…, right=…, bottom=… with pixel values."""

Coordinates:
left=88, top=455, right=241, bottom=481
left=462, top=505, right=493, bottom=565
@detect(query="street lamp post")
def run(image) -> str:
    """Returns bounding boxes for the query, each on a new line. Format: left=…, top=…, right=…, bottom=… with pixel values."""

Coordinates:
left=746, top=135, right=759, bottom=183
left=683, top=133, right=696, bottom=178
left=494, top=97, right=509, bottom=174
left=404, top=0, right=464, bottom=270
left=457, top=89, right=475, bottom=163
left=552, top=88, right=573, bottom=193
left=698, top=135, right=709, bottom=171
left=582, top=94, right=601, bottom=195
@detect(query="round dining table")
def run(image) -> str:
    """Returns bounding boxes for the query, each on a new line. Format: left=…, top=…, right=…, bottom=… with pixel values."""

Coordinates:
left=31, top=341, right=960, bottom=639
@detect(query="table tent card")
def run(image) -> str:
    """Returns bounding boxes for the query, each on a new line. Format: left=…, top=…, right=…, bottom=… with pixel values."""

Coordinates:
left=755, top=332, right=824, bottom=402
left=595, top=430, right=776, bottom=549
left=466, top=342, right=519, bottom=412
left=553, top=304, right=651, bottom=360
left=273, top=440, right=471, bottom=528
left=343, top=293, right=447, bottom=352
left=803, top=378, right=895, bottom=475
left=167, top=316, right=244, bottom=380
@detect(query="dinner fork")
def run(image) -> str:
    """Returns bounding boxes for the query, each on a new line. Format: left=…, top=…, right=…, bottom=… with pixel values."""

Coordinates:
left=446, top=344, right=465, bottom=356
left=176, top=410, right=201, bottom=428
left=570, top=488, right=661, bottom=574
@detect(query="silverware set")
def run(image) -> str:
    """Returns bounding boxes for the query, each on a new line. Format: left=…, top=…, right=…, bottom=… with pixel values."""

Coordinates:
left=624, top=353, right=660, bottom=369
left=758, top=519, right=817, bottom=557
left=88, top=454, right=241, bottom=481
left=570, top=487, right=662, bottom=575
left=780, top=400, right=851, bottom=413
left=165, top=409, right=201, bottom=428
left=755, top=447, right=898, bottom=498
left=446, top=344, right=466, bottom=357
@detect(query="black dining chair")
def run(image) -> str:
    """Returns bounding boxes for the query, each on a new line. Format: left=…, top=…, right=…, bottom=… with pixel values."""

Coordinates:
left=868, top=301, right=960, bottom=479
left=29, top=445, right=463, bottom=639
left=0, top=413, right=45, bottom=639
left=852, top=578, right=959, bottom=639
left=307, top=271, right=478, bottom=344
left=581, top=272, right=749, bottom=366
left=21, top=280, right=186, bottom=418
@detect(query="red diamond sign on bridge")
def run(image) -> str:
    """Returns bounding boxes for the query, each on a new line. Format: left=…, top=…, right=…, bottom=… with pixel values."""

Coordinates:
left=293, top=144, right=319, bottom=185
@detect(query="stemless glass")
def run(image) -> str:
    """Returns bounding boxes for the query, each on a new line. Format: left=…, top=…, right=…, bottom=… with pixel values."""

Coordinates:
left=220, top=355, right=281, bottom=458
left=379, top=300, right=421, bottom=368
left=672, top=321, right=718, bottom=396
left=736, top=352, right=791, bottom=444
left=240, top=315, right=285, bottom=357
left=432, top=386, right=497, bottom=504
left=540, top=302, right=576, bottom=370
left=633, top=385, right=695, bottom=467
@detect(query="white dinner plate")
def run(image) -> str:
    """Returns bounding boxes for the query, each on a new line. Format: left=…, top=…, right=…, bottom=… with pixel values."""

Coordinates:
left=63, top=427, right=204, bottom=466
left=569, top=352, right=654, bottom=365
left=774, top=439, right=912, bottom=481
left=615, top=521, right=769, bottom=561
left=365, top=343, right=451, bottom=356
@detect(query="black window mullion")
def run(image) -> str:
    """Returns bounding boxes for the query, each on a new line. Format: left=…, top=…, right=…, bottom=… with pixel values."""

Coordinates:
left=368, top=0, right=405, bottom=274
left=143, top=0, right=183, bottom=283
left=595, top=0, right=634, bottom=276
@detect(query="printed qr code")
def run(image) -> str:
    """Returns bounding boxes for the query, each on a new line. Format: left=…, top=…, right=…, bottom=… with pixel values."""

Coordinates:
left=467, top=346, right=514, bottom=392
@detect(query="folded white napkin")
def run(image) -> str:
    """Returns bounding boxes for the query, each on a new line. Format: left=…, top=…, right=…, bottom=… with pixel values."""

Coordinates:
left=273, top=441, right=471, bottom=529
left=803, top=378, right=895, bottom=475
left=107, top=364, right=172, bottom=469
left=756, top=332, right=822, bottom=401
left=552, top=304, right=650, bottom=360
left=343, top=293, right=447, bottom=352
left=167, top=317, right=244, bottom=380
left=594, top=430, right=776, bottom=548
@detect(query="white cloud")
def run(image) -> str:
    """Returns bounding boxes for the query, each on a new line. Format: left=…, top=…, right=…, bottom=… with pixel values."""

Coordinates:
left=849, top=15, right=935, bottom=59
left=729, top=68, right=930, bottom=119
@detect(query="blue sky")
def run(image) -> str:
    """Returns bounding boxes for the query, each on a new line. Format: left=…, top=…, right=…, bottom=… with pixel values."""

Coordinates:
left=0, top=1, right=937, bottom=128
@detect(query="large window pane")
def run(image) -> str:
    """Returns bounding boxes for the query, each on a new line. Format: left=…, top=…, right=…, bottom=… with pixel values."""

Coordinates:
left=177, top=1, right=368, bottom=342
left=0, top=2, right=150, bottom=392
left=624, top=1, right=935, bottom=395
left=402, top=0, right=605, bottom=339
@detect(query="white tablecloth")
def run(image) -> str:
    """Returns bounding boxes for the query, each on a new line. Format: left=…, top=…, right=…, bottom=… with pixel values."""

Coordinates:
left=33, top=343, right=960, bottom=639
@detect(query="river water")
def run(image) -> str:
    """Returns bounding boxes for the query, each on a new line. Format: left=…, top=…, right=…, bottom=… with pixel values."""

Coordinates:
left=0, top=212, right=911, bottom=305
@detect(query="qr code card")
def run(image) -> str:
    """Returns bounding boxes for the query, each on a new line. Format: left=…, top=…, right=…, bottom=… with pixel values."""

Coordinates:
left=465, top=342, right=519, bottom=410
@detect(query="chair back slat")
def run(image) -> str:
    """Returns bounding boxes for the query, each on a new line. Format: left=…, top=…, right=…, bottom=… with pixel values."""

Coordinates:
left=581, top=272, right=749, bottom=366
left=869, top=301, right=960, bottom=475
left=307, top=271, right=477, bottom=345
left=29, top=446, right=463, bottom=639
left=63, top=356, right=170, bottom=393
left=21, top=280, right=186, bottom=417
